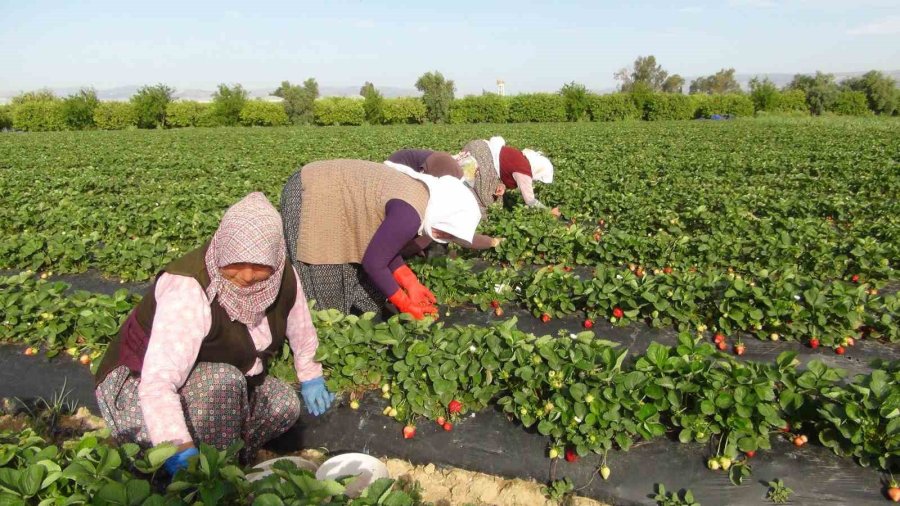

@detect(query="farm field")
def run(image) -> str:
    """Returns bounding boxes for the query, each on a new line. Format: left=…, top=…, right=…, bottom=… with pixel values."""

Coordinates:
left=1, top=117, right=899, bottom=504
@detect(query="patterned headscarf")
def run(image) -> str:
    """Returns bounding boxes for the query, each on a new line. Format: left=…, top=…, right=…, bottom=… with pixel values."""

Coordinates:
left=462, top=139, right=502, bottom=214
left=204, top=192, right=286, bottom=326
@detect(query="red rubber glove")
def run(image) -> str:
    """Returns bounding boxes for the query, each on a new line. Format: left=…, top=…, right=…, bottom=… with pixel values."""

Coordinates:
left=388, top=289, right=437, bottom=320
left=392, top=265, right=437, bottom=307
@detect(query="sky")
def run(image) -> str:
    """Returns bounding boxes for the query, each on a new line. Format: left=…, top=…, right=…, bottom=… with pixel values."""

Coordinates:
left=1, top=0, right=898, bottom=95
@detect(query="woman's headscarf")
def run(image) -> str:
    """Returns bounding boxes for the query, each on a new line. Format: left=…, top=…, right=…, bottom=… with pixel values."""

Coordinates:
left=383, top=162, right=481, bottom=244
left=203, top=192, right=286, bottom=326
left=523, top=149, right=554, bottom=184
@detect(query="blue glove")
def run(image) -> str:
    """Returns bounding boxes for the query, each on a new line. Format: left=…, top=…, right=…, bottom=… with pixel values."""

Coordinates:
left=300, top=376, right=335, bottom=416
left=164, top=446, right=199, bottom=477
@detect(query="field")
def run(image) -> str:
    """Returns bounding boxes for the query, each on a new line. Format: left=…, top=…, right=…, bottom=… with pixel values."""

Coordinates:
left=0, top=117, right=899, bottom=504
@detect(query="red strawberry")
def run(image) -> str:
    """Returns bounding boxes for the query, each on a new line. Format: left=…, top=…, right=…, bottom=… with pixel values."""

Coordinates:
left=716, top=341, right=728, bottom=351
left=490, top=300, right=500, bottom=309
left=612, top=307, right=624, bottom=319
left=442, top=422, right=453, bottom=431
left=809, top=338, right=820, bottom=349
left=745, top=450, right=756, bottom=458
left=583, top=319, right=594, bottom=329
left=402, top=425, right=416, bottom=439
left=540, top=313, right=550, bottom=323
left=887, top=482, right=900, bottom=502
left=663, top=266, right=673, bottom=275
left=448, top=400, right=462, bottom=414
left=835, top=346, right=846, bottom=355
left=851, top=274, right=860, bottom=283
left=793, top=436, right=805, bottom=447
left=733, top=343, right=746, bottom=356
left=713, top=333, right=726, bottom=344
left=436, top=416, right=446, bottom=426
left=593, top=232, right=602, bottom=242
left=565, top=448, right=578, bottom=463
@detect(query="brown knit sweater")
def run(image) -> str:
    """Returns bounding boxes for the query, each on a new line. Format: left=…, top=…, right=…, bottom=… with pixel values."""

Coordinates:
left=296, top=160, right=430, bottom=265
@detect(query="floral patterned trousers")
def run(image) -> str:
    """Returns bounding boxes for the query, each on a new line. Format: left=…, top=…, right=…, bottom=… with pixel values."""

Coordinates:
left=96, top=362, right=300, bottom=462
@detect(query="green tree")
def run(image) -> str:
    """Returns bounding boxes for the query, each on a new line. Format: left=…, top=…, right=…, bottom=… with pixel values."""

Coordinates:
left=93, top=102, right=136, bottom=130
left=130, top=84, right=174, bottom=128
left=61, top=88, right=100, bottom=129
left=829, top=91, right=871, bottom=116
left=749, top=77, right=779, bottom=112
left=840, top=70, right=897, bottom=116
left=0, top=105, right=12, bottom=130
left=615, top=55, right=670, bottom=92
left=785, top=72, right=838, bottom=115
left=211, top=83, right=249, bottom=126
left=414, top=71, right=455, bottom=123
left=240, top=100, right=289, bottom=126
left=272, top=79, right=318, bottom=125
left=359, top=82, right=384, bottom=124
left=689, top=68, right=741, bottom=94
left=559, top=81, right=590, bottom=121
left=662, top=74, right=685, bottom=94
left=11, top=89, right=56, bottom=105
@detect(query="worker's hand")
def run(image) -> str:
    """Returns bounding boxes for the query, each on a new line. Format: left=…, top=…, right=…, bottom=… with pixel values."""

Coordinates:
left=164, top=446, right=199, bottom=477
left=490, top=237, right=504, bottom=248
left=389, top=289, right=436, bottom=320
left=550, top=207, right=561, bottom=218
left=392, top=265, right=437, bottom=306
left=300, top=376, right=335, bottom=416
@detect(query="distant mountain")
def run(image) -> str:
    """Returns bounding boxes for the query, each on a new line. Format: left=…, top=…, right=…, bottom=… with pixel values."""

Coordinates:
left=0, top=84, right=421, bottom=104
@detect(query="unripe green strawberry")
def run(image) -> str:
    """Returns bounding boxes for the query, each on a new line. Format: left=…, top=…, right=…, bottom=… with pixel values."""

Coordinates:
left=600, top=465, right=611, bottom=480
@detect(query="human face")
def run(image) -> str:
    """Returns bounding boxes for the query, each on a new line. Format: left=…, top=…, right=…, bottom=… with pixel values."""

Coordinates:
left=219, top=263, right=274, bottom=288
left=431, top=228, right=472, bottom=248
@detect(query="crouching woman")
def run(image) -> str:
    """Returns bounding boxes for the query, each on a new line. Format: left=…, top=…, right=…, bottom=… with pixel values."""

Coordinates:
left=94, top=192, right=334, bottom=475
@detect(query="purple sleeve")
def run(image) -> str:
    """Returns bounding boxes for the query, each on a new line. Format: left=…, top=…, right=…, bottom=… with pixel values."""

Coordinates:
left=399, top=235, right=434, bottom=258
left=387, top=149, right=434, bottom=172
left=362, top=199, right=422, bottom=297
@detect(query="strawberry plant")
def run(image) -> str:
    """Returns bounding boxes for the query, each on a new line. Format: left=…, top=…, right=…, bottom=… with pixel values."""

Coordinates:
left=815, top=360, right=900, bottom=471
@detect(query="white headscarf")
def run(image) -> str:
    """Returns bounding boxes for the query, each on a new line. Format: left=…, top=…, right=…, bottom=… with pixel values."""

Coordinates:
left=383, top=161, right=481, bottom=244
left=486, top=136, right=505, bottom=178
left=523, top=149, right=554, bottom=184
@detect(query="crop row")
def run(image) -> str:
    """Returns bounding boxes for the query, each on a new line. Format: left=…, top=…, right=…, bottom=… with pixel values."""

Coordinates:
left=0, top=428, right=419, bottom=505
left=1, top=273, right=897, bottom=477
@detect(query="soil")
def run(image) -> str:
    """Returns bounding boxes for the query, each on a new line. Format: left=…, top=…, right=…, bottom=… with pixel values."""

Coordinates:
left=256, top=448, right=607, bottom=506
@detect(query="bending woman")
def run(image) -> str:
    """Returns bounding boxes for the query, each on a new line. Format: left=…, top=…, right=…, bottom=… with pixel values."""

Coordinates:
left=281, top=159, right=480, bottom=318
left=95, top=192, right=333, bottom=474
left=463, top=136, right=557, bottom=215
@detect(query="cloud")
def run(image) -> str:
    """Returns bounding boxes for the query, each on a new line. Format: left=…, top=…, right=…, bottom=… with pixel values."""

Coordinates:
left=847, top=15, right=900, bottom=35
left=679, top=6, right=704, bottom=13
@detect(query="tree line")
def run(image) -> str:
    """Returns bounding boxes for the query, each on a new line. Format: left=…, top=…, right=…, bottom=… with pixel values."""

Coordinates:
left=1, top=56, right=896, bottom=132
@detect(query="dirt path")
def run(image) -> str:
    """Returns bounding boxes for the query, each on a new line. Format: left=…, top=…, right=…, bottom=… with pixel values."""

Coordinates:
left=260, top=448, right=607, bottom=506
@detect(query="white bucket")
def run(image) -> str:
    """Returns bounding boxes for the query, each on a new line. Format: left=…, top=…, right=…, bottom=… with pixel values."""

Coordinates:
left=246, top=456, right=319, bottom=482
left=315, top=453, right=390, bottom=498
